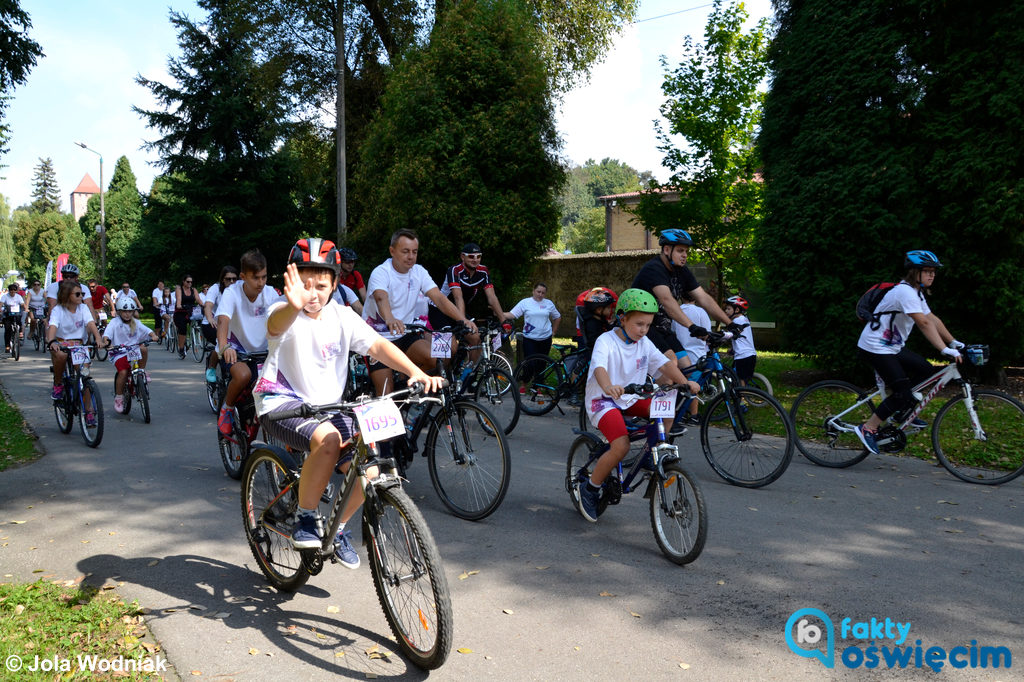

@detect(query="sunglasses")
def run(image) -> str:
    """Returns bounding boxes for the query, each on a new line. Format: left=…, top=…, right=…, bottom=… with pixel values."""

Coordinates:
left=462, top=253, right=482, bottom=259
left=185, top=280, right=193, bottom=284
left=72, top=292, right=84, bottom=297
left=224, top=277, right=238, bottom=283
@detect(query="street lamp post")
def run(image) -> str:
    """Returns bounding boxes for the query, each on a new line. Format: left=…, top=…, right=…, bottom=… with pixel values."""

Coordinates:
left=74, top=142, right=105, bottom=280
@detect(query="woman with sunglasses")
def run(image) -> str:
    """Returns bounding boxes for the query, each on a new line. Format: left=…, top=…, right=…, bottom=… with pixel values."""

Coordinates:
left=201, top=266, right=239, bottom=382
left=46, top=280, right=105, bottom=424
left=173, top=274, right=198, bottom=359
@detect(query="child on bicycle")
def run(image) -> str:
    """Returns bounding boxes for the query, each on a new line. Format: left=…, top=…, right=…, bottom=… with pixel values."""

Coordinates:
left=102, top=298, right=159, bottom=414
left=45, top=280, right=105, bottom=425
left=671, top=291, right=712, bottom=429
left=577, top=288, right=699, bottom=523
left=255, top=238, right=444, bottom=569
left=855, top=250, right=963, bottom=454
left=723, top=295, right=756, bottom=386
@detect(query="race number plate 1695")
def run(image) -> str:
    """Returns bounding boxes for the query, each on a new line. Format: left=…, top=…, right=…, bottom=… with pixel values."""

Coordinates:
left=353, top=399, right=405, bottom=444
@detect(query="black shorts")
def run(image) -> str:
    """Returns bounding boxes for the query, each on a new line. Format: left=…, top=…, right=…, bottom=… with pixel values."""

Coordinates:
left=201, top=323, right=217, bottom=344
left=646, top=324, right=683, bottom=355
left=366, top=331, right=424, bottom=372
left=733, top=355, right=757, bottom=382
left=260, top=399, right=356, bottom=462
left=428, top=305, right=456, bottom=331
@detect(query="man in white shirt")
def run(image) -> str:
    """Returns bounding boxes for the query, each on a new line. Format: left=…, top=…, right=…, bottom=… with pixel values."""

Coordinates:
left=362, top=229, right=476, bottom=397
left=216, top=249, right=283, bottom=436
left=1, top=283, right=25, bottom=352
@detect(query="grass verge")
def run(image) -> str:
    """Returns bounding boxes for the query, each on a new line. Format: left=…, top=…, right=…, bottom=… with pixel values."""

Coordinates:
left=0, top=386, right=40, bottom=472
left=0, top=579, right=167, bottom=680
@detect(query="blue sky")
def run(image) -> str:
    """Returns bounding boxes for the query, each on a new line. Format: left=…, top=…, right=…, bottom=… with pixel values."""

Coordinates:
left=0, top=0, right=772, bottom=212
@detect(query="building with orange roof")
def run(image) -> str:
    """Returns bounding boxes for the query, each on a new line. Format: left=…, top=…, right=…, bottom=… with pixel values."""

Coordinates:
left=70, top=173, right=101, bottom=222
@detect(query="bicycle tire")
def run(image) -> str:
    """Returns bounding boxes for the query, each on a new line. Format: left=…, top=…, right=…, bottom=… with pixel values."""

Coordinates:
left=33, top=321, right=41, bottom=351
left=789, top=380, right=872, bottom=468
left=123, top=381, right=133, bottom=416
left=491, top=351, right=514, bottom=380
left=190, top=324, right=204, bottom=362
left=932, top=389, right=1024, bottom=485
left=700, top=386, right=793, bottom=488
left=220, top=415, right=248, bottom=480
left=78, top=377, right=104, bottom=448
left=54, top=385, right=73, bottom=434
left=512, top=354, right=563, bottom=416
left=365, top=485, right=453, bottom=670
left=137, top=375, right=151, bottom=424
left=742, top=372, right=772, bottom=406
left=650, top=460, right=707, bottom=565
left=473, top=367, right=520, bottom=435
left=241, top=447, right=309, bottom=591
left=565, top=433, right=611, bottom=518
left=425, top=400, right=510, bottom=520
left=95, top=342, right=107, bottom=362
left=207, top=378, right=221, bottom=414
left=11, top=329, right=19, bottom=361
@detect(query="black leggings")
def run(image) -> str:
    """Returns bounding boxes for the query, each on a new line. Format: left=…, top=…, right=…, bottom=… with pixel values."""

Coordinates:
left=859, top=347, right=934, bottom=421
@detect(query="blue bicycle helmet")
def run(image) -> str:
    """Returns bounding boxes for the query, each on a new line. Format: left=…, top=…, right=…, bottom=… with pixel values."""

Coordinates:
left=658, top=229, right=695, bottom=247
left=904, top=250, right=942, bottom=269
left=338, top=247, right=357, bottom=262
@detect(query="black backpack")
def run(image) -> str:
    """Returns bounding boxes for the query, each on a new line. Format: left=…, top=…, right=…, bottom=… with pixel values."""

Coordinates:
left=856, top=282, right=898, bottom=331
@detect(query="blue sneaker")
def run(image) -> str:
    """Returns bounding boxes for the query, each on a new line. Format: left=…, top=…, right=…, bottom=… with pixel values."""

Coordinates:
left=854, top=424, right=880, bottom=455
left=205, top=368, right=217, bottom=383
left=334, top=529, right=360, bottom=569
left=290, top=514, right=321, bottom=549
left=577, top=481, right=600, bottom=523
left=909, top=418, right=927, bottom=429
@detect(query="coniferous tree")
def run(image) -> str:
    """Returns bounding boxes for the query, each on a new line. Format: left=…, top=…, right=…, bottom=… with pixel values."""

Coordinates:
left=79, top=156, right=143, bottom=286
left=29, top=157, right=61, bottom=213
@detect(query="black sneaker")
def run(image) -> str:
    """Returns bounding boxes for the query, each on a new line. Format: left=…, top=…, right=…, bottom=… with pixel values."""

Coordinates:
left=577, top=481, right=600, bottom=523
left=668, top=421, right=688, bottom=437
left=854, top=424, right=880, bottom=455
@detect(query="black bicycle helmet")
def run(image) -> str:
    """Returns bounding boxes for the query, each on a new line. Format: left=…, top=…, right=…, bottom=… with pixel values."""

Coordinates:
left=338, top=247, right=357, bottom=262
left=904, top=250, right=942, bottom=269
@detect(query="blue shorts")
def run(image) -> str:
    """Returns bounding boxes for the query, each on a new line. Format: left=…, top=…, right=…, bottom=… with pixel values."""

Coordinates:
left=260, top=399, right=356, bottom=463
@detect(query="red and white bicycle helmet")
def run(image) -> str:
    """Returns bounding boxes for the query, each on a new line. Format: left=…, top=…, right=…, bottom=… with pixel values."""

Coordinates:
left=288, top=237, right=341, bottom=275
left=726, top=295, right=749, bottom=312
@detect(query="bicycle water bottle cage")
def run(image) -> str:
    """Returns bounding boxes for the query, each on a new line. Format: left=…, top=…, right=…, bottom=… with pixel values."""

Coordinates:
left=965, top=344, right=989, bottom=366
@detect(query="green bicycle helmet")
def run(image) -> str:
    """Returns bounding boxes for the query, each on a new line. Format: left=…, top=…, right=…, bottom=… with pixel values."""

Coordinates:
left=615, top=288, right=658, bottom=315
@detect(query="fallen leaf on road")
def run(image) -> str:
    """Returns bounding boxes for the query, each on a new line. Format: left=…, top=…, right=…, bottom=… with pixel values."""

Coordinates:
left=937, top=500, right=959, bottom=505
left=535, top=566, right=549, bottom=570
left=630, top=612, right=641, bottom=618
left=147, top=560, right=159, bottom=567
left=190, top=672, right=202, bottom=676
left=457, top=648, right=473, bottom=654
left=747, top=507, right=758, bottom=512
left=599, top=591, right=616, bottom=597
left=32, top=569, right=43, bottom=573
left=679, top=662, right=691, bottom=669
left=944, top=529, right=964, bottom=534
left=327, top=605, right=340, bottom=613
left=716, top=580, right=725, bottom=585
left=316, top=632, right=327, bottom=640
left=502, top=609, right=513, bottom=615
left=9, top=520, right=26, bottom=524
left=248, top=648, right=259, bottom=655
left=334, top=652, right=345, bottom=658
left=591, top=553, right=600, bottom=557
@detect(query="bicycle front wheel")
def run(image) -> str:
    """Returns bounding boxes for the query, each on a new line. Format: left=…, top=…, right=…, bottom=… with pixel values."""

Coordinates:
left=473, top=367, right=520, bottom=435
left=790, top=380, right=872, bottom=468
left=932, top=389, right=1024, bottom=485
left=137, top=375, right=151, bottom=424
left=565, top=434, right=610, bottom=517
left=425, top=400, right=510, bottom=520
left=365, top=485, right=453, bottom=670
left=650, top=460, right=707, bottom=565
left=11, top=330, right=19, bottom=361
left=241, top=449, right=309, bottom=591
left=190, top=325, right=204, bottom=361
left=513, top=354, right=563, bottom=416
left=206, top=377, right=221, bottom=413
left=701, top=387, right=793, bottom=487
left=220, top=416, right=248, bottom=480
left=78, top=377, right=104, bottom=448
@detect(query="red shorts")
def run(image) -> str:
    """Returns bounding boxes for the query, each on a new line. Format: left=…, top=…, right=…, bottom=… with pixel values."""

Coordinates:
left=113, top=356, right=131, bottom=372
left=597, top=399, right=652, bottom=443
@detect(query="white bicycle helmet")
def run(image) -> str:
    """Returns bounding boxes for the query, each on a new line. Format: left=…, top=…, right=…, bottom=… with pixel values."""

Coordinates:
left=116, top=297, right=138, bottom=312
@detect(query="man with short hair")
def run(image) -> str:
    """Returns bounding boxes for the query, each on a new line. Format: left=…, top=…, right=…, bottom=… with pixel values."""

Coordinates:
left=113, top=282, right=143, bottom=317
left=362, top=229, right=477, bottom=398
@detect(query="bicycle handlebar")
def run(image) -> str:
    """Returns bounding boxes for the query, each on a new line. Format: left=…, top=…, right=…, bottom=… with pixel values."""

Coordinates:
left=621, top=381, right=694, bottom=398
left=266, top=380, right=447, bottom=422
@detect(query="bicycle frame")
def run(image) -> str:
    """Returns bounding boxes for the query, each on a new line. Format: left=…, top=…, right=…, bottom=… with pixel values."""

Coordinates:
left=826, top=362, right=977, bottom=438
left=580, top=410, right=681, bottom=500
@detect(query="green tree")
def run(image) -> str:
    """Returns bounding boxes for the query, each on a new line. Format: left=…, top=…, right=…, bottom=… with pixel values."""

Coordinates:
left=633, top=0, right=770, bottom=301
left=758, top=0, right=1024, bottom=372
left=0, top=193, right=15, bottom=274
left=133, top=1, right=301, bottom=282
left=556, top=158, right=646, bottom=253
left=351, top=0, right=564, bottom=286
left=29, top=157, right=61, bottom=213
left=0, top=1, right=44, bottom=163
left=12, top=210, right=93, bottom=283
left=79, top=156, right=143, bottom=286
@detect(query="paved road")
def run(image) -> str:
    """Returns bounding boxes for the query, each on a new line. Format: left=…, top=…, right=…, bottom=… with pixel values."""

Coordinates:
left=1, top=346, right=1021, bottom=680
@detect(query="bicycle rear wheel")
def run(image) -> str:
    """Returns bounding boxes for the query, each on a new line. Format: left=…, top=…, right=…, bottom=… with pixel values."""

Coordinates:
left=365, top=485, right=453, bottom=670
left=425, top=400, right=510, bottom=520
left=789, top=380, right=872, bottom=468
left=241, top=448, right=309, bottom=591
left=700, top=387, right=793, bottom=487
left=78, top=377, right=103, bottom=448
left=932, top=389, right=1024, bottom=485
left=565, top=434, right=611, bottom=518
left=512, top=354, right=563, bottom=416
left=220, top=413, right=248, bottom=480
left=54, top=385, right=73, bottom=434
left=650, top=460, right=707, bottom=565
left=473, top=367, right=520, bottom=435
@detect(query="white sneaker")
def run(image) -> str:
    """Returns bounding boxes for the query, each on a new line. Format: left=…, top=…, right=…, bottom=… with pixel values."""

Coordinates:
left=113, top=395, right=125, bottom=414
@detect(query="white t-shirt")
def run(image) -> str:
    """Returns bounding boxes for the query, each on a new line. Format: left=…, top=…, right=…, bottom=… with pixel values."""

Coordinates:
left=857, top=282, right=930, bottom=355
left=730, top=314, right=756, bottom=360
left=673, top=303, right=712, bottom=361
left=151, top=287, right=163, bottom=306
left=215, top=281, right=283, bottom=353
left=1, top=293, right=25, bottom=314
left=584, top=329, right=669, bottom=426
left=46, top=281, right=91, bottom=305
left=48, top=303, right=93, bottom=341
left=202, top=284, right=223, bottom=325
left=362, top=259, right=438, bottom=340
left=102, top=317, right=154, bottom=364
left=254, top=301, right=379, bottom=415
left=510, top=297, right=560, bottom=341
left=331, top=284, right=359, bottom=307
left=27, top=289, right=46, bottom=311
